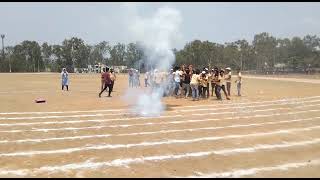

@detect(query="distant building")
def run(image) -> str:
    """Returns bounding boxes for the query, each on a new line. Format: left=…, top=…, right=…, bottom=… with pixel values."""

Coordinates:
left=74, top=64, right=127, bottom=73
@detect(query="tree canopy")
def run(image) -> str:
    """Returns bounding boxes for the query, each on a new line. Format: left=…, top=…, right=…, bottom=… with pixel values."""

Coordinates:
left=1, top=32, right=319, bottom=73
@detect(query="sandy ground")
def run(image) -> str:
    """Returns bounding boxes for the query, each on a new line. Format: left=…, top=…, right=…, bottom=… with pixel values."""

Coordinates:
left=0, top=73, right=320, bottom=178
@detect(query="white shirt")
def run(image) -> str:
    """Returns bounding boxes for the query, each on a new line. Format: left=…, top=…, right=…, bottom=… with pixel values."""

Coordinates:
left=225, top=72, right=232, bottom=82
left=174, top=70, right=182, bottom=83
left=237, top=72, right=242, bottom=83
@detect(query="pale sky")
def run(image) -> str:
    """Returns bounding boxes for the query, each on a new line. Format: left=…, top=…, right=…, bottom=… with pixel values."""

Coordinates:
left=1, top=2, right=320, bottom=49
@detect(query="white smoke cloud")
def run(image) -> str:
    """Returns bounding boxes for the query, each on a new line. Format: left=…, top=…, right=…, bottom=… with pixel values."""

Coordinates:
left=123, top=6, right=183, bottom=117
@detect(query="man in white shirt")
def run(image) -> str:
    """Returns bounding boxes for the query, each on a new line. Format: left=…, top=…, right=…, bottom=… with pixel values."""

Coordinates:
left=235, top=69, right=242, bottom=96
left=225, top=67, right=232, bottom=96
left=173, top=67, right=182, bottom=97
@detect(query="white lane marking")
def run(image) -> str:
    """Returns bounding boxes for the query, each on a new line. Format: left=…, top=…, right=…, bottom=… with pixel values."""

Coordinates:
left=244, top=75, right=320, bottom=84
left=1, top=124, right=320, bottom=157
left=0, top=169, right=29, bottom=176
left=175, top=99, right=320, bottom=113
left=2, top=138, right=320, bottom=175
left=0, top=115, right=183, bottom=127
left=1, top=95, right=320, bottom=115
left=0, top=116, right=319, bottom=144
left=185, top=159, right=320, bottom=178
left=0, top=109, right=125, bottom=115
left=1, top=98, right=318, bottom=122
left=172, top=96, right=320, bottom=109
left=0, top=107, right=319, bottom=129
left=0, top=113, right=127, bottom=120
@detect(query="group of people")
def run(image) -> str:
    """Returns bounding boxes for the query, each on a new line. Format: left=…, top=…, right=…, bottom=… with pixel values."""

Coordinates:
left=61, top=64, right=242, bottom=101
left=60, top=67, right=117, bottom=98
left=128, top=69, right=141, bottom=88
left=143, top=64, right=242, bottom=101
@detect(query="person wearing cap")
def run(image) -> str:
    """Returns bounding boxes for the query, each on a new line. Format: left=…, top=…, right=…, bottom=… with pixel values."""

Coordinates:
left=210, top=68, right=218, bottom=97
left=225, top=67, right=232, bottom=96
left=200, top=70, right=209, bottom=98
left=61, top=68, right=69, bottom=91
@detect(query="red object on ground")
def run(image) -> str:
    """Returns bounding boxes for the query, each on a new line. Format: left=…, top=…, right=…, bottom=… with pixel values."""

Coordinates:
left=35, top=98, right=46, bottom=103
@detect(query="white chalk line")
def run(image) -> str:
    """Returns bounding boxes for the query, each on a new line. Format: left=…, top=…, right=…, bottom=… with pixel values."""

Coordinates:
left=244, top=75, right=320, bottom=84
left=171, top=95, right=320, bottom=109
left=1, top=95, right=320, bottom=115
left=0, top=106, right=319, bottom=130
left=1, top=123, right=320, bottom=157
left=175, top=99, right=320, bottom=113
left=184, top=159, right=320, bottom=178
left=0, top=112, right=128, bottom=120
left=0, top=116, right=319, bottom=144
left=1, top=108, right=317, bottom=133
left=0, top=108, right=318, bottom=133
left=1, top=97, right=319, bottom=122
left=0, top=115, right=183, bottom=127
left=2, top=138, right=320, bottom=176
left=0, top=109, right=125, bottom=115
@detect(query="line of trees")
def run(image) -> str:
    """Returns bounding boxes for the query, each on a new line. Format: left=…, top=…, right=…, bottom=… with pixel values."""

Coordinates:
left=1, top=32, right=319, bottom=73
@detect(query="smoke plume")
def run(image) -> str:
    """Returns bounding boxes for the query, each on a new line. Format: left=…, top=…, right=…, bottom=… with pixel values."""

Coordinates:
left=123, top=6, right=183, bottom=117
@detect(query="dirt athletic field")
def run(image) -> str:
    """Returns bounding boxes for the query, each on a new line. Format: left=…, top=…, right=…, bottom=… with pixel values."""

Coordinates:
left=0, top=73, right=320, bottom=178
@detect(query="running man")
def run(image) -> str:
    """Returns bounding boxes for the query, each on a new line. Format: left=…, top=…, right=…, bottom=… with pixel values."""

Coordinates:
left=99, top=67, right=113, bottom=98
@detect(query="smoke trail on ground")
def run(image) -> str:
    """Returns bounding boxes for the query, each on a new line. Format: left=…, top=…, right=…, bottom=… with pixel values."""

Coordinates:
left=123, top=6, right=182, bottom=117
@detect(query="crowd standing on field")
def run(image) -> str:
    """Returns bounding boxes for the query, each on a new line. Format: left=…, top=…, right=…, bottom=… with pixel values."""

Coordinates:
left=128, top=65, right=242, bottom=101
left=59, top=65, right=241, bottom=100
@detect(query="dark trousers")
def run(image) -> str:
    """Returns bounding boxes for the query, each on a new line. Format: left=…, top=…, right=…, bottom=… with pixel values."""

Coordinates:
left=145, top=79, right=148, bottom=87
left=202, top=86, right=208, bottom=98
left=226, top=82, right=231, bottom=96
left=221, top=85, right=228, bottom=98
left=215, top=85, right=222, bottom=100
left=211, top=83, right=216, bottom=97
left=62, top=85, right=68, bottom=91
left=198, top=85, right=203, bottom=97
left=174, top=82, right=180, bottom=96
left=99, top=83, right=112, bottom=97
left=110, top=81, right=114, bottom=92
